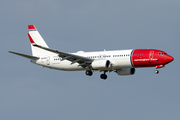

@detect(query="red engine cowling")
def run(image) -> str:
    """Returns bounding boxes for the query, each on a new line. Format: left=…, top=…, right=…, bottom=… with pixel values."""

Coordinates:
left=116, top=68, right=135, bottom=75
left=91, top=60, right=111, bottom=70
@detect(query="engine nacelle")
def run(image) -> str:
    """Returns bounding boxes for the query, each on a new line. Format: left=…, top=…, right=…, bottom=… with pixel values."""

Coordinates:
left=116, top=68, right=135, bottom=76
left=91, top=60, right=111, bottom=70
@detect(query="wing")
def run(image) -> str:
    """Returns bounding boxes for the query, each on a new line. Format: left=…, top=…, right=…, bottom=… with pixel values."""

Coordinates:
left=8, top=51, right=39, bottom=59
left=33, top=44, right=93, bottom=68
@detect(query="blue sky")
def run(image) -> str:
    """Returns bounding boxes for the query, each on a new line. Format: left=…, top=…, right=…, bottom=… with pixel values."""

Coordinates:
left=1, top=0, right=179, bottom=120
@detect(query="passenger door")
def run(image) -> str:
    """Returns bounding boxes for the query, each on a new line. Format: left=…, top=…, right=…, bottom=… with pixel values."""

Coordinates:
left=46, top=57, right=50, bottom=65
left=149, top=51, right=154, bottom=63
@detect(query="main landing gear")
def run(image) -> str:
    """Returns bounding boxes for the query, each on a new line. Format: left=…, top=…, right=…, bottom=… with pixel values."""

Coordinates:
left=85, top=70, right=108, bottom=80
left=86, top=70, right=93, bottom=76
left=100, top=73, right=107, bottom=80
left=100, top=71, right=107, bottom=80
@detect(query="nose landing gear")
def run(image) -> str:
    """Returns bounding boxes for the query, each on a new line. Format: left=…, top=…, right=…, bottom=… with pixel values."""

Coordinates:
left=155, top=69, right=159, bottom=74
left=155, top=65, right=164, bottom=74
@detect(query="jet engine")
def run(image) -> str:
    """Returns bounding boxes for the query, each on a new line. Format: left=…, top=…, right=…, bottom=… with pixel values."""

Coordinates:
left=116, top=68, right=135, bottom=75
left=91, top=60, right=111, bottom=70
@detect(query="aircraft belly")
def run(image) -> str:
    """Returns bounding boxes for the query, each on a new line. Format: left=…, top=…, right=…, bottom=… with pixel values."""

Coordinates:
left=34, top=58, right=84, bottom=71
left=52, top=60, right=85, bottom=71
left=112, top=57, right=133, bottom=69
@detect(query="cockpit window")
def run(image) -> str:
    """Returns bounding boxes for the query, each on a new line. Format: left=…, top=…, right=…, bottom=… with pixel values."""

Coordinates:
left=159, top=53, right=167, bottom=55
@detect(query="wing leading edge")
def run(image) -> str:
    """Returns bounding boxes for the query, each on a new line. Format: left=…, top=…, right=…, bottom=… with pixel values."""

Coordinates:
left=33, top=44, right=93, bottom=67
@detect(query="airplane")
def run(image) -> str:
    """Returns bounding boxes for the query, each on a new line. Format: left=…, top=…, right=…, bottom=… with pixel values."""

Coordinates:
left=9, top=25, right=174, bottom=80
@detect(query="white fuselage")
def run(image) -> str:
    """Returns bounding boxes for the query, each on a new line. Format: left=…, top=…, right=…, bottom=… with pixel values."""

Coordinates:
left=31, top=49, right=134, bottom=71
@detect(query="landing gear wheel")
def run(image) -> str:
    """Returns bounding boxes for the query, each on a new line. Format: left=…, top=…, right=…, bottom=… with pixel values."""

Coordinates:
left=86, top=70, right=93, bottom=76
left=100, top=74, right=107, bottom=80
left=155, top=70, right=159, bottom=74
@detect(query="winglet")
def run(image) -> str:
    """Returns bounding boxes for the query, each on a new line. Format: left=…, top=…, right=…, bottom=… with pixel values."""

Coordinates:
left=28, top=25, right=36, bottom=30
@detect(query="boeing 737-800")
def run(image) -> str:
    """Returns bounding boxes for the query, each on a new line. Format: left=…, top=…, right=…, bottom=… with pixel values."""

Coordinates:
left=9, top=25, right=174, bottom=79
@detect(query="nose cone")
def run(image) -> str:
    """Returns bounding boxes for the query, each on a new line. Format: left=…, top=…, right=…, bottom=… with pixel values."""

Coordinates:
left=166, top=55, right=174, bottom=63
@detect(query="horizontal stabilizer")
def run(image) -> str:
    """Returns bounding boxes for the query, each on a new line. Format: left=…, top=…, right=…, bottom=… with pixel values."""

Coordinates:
left=8, top=51, right=39, bottom=59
